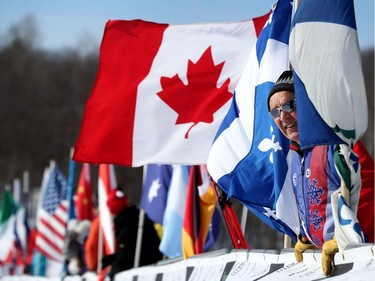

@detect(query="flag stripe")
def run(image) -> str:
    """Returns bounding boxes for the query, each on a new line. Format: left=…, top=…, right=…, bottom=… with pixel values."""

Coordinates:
left=38, top=214, right=66, bottom=240
left=98, top=164, right=117, bottom=255
left=35, top=230, right=63, bottom=253
left=35, top=236, right=62, bottom=262
left=74, top=20, right=168, bottom=166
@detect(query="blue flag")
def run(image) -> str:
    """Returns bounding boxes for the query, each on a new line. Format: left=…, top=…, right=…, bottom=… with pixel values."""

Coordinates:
left=208, top=0, right=299, bottom=240
left=289, top=0, right=367, bottom=149
left=159, top=165, right=190, bottom=258
left=140, top=164, right=173, bottom=225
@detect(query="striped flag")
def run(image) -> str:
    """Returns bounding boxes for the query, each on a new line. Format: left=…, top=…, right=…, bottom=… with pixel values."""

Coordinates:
left=74, top=163, right=95, bottom=221
left=182, top=165, right=218, bottom=258
left=0, top=190, right=16, bottom=263
left=98, top=164, right=117, bottom=255
left=35, top=161, right=68, bottom=262
left=207, top=0, right=299, bottom=239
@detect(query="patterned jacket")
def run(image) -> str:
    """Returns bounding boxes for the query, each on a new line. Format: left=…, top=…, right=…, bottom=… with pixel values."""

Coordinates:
left=290, top=142, right=340, bottom=248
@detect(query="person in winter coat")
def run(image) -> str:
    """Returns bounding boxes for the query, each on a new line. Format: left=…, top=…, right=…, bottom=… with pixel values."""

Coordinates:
left=103, top=188, right=163, bottom=280
left=267, top=70, right=374, bottom=276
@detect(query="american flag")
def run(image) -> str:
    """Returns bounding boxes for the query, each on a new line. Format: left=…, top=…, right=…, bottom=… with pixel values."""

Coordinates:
left=35, top=161, right=68, bottom=262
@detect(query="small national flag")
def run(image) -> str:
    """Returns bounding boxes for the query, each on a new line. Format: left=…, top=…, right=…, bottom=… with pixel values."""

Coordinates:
left=74, top=163, right=95, bottom=221
left=140, top=164, right=172, bottom=225
left=73, top=15, right=269, bottom=167
left=182, top=165, right=218, bottom=258
left=207, top=0, right=299, bottom=240
left=35, top=161, right=69, bottom=262
left=0, top=191, right=16, bottom=262
left=159, top=165, right=190, bottom=258
left=98, top=164, right=117, bottom=255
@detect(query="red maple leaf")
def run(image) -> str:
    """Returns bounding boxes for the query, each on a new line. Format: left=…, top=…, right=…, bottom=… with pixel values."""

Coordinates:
left=157, top=46, right=232, bottom=138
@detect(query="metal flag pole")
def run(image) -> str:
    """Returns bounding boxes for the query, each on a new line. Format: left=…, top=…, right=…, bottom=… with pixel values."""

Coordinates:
left=133, top=165, right=147, bottom=268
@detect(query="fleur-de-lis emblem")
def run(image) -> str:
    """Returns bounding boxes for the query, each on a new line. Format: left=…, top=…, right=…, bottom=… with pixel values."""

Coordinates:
left=258, top=125, right=282, bottom=163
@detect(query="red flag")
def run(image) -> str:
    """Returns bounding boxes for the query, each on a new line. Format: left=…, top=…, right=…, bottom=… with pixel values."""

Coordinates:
left=182, top=165, right=216, bottom=258
left=354, top=141, right=374, bottom=243
left=74, top=163, right=95, bottom=221
left=73, top=16, right=269, bottom=167
left=98, top=164, right=117, bottom=255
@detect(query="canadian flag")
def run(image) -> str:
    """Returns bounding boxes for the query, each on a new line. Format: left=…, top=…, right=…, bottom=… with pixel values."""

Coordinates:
left=73, top=16, right=269, bottom=166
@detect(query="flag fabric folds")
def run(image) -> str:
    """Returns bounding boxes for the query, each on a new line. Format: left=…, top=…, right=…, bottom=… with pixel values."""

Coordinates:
left=289, top=0, right=368, bottom=149
left=74, top=163, right=95, bottom=221
left=140, top=164, right=172, bottom=225
left=354, top=141, right=374, bottom=243
left=35, top=162, right=69, bottom=262
left=182, top=165, right=218, bottom=258
left=73, top=16, right=269, bottom=166
left=159, top=165, right=190, bottom=258
left=289, top=0, right=368, bottom=250
left=98, top=164, right=117, bottom=255
left=207, top=0, right=299, bottom=240
left=0, top=191, right=16, bottom=262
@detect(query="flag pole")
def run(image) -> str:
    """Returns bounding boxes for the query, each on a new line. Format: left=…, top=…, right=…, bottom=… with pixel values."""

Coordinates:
left=282, top=0, right=300, bottom=251
left=67, top=148, right=76, bottom=220
left=22, top=171, right=30, bottom=261
left=212, top=182, right=248, bottom=249
left=134, top=165, right=147, bottom=268
left=97, top=222, right=103, bottom=274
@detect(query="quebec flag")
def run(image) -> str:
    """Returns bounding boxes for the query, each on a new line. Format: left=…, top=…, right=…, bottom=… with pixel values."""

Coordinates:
left=207, top=0, right=299, bottom=240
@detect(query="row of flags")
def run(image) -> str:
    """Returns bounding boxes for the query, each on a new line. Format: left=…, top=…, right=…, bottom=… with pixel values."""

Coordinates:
left=0, top=160, right=221, bottom=277
left=0, top=186, right=31, bottom=275
left=140, top=164, right=220, bottom=259
left=1, top=0, right=371, bottom=276
left=71, top=0, right=369, bottom=251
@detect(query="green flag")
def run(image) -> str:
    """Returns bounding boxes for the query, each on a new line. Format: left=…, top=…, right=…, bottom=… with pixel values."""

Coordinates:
left=0, top=190, right=16, bottom=261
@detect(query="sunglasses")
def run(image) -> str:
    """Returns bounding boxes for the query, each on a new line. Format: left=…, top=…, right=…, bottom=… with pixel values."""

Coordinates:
left=269, top=99, right=296, bottom=119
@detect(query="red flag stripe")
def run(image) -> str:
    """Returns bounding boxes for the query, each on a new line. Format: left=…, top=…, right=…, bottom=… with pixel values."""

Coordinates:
left=73, top=20, right=168, bottom=166
left=35, top=201, right=68, bottom=261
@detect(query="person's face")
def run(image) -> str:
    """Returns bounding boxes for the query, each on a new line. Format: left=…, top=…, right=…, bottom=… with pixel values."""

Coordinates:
left=269, top=91, right=299, bottom=143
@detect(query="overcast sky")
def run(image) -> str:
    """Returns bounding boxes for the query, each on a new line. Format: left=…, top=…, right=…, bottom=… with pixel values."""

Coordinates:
left=0, top=0, right=373, bottom=51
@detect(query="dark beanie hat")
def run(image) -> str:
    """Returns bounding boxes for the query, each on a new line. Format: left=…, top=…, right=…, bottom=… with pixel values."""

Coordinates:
left=267, top=70, right=294, bottom=110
